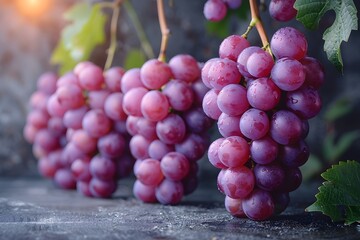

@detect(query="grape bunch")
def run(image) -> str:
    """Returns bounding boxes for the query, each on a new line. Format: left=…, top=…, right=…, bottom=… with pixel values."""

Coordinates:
left=202, top=27, right=324, bottom=220
left=122, top=54, right=213, bottom=205
left=269, top=0, right=297, bottom=22
left=24, top=62, right=135, bottom=198
left=203, top=0, right=242, bottom=22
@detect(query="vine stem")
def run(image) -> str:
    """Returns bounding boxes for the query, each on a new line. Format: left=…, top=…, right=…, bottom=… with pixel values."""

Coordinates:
left=123, top=0, right=155, bottom=59
left=104, top=0, right=123, bottom=70
left=249, top=0, right=271, bottom=53
left=157, top=0, right=170, bottom=62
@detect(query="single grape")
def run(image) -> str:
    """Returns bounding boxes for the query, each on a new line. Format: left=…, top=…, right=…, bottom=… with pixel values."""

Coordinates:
left=239, top=108, right=270, bottom=140
left=270, top=27, right=308, bottom=60
left=141, top=90, right=170, bottom=122
left=278, top=139, right=310, bottom=167
left=183, top=107, right=213, bottom=134
left=207, top=58, right=241, bottom=90
left=63, top=106, right=89, bottom=130
left=254, top=163, right=285, bottom=191
left=225, top=196, right=246, bottom=217
left=218, top=136, right=250, bottom=168
left=271, top=58, right=305, bottom=91
left=203, top=0, right=227, bottom=22
left=217, top=84, right=249, bottom=117
left=156, top=113, right=186, bottom=145
left=286, top=86, right=322, bottom=119
left=136, top=117, right=157, bottom=141
left=208, top=138, right=227, bottom=169
left=54, top=169, right=76, bottom=190
left=120, top=68, right=144, bottom=93
left=223, top=0, right=242, bottom=9
left=89, top=178, right=116, bottom=198
left=270, top=110, right=303, bottom=145
left=71, top=129, right=98, bottom=154
left=269, top=0, right=297, bottom=22
left=300, top=56, right=325, bottom=89
left=219, top=35, right=250, bottom=61
left=104, top=92, right=127, bottom=121
left=148, top=139, right=174, bottom=160
left=246, top=49, right=274, bottom=78
left=135, top=158, right=164, bottom=186
left=279, top=167, right=302, bottom=192
left=202, top=88, right=222, bottom=120
left=71, top=157, right=92, bottom=182
left=87, top=90, right=111, bottom=110
left=217, top=113, right=242, bottom=137
left=37, top=72, right=57, bottom=95
left=129, top=134, right=151, bottom=160
left=217, top=166, right=255, bottom=199
left=168, top=54, right=200, bottom=83
left=163, top=79, right=194, bottom=111
left=122, top=87, right=148, bottom=117
left=133, top=180, right=157, bottom=203
left=175, top=134, right=207, bottom=162
left=78, top=64, right=105, bottom=91
left=246, top=77, right=281, bottom=111
left=272, top=192, right=290, bottom=214
left=250, top=136, right=278, bottom=165
left=237, top=46, right=262, bottom=78
left=155, top=179, right=184, bottom=205
left=160, top=152, right=190, bottom=181
left=89, top=156, right=117, bottom=181
left=104, top=66, right=125, bottom=92
left=242, top=189, right=275, bottom=221
left=82, top=109, right=112, bottom=138
left=140, top=59, right=172, bottom=90
left=98, top=132, right=126, bottom=158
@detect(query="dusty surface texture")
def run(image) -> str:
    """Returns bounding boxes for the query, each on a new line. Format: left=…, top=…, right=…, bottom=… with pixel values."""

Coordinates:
left=0, top=177, right=359, bottom=240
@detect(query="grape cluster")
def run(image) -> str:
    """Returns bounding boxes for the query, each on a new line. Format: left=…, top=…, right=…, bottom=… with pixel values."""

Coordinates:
left=269, top=0, right=297, bottom=22
left=203, top=0, right=242, bottom=22
left=202, top=27, right=324, bottom=220
left=122, top=54, right=213, bottom=205
left=24, top=62, right=135, bottom=198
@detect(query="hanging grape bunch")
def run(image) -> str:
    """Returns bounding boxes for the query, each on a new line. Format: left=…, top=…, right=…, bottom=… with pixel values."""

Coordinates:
left=125, top=54, right=213, bottom=205
left=202, top=1, right=324, bottom=220
left=24, top=62, right=135, bottom=198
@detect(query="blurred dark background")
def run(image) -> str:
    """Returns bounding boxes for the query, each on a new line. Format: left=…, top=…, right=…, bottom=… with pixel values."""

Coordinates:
left=0, top=0, right=359, bottom=183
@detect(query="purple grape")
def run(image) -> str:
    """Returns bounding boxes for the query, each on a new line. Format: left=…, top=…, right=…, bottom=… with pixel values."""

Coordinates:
left=270, top=110, right=303, bottom=145
left=217, top=166, right=255, bottom=199
left=175, top=134, right=207, bottom=162
left=89, top=178, right=116, bottom=198
left=272, top=192, right=290, bottom=214
left=300, top=57, right=325, bottom=89
left=250, top=136, right=278, bottom=165
left=155, top=179, right=184, bottom=205
left=286, top=86, right=322, bottom=119
left=87, top=90, right=110, bottom=110
left=90, top=156, right=117, bottom=181
left=163, top=79, right=194, bottom=111
left=218, top=136, right=250, bottom=168
left=37, top=72, right=57, bottom=95
left=254, top=163, right=285, bottom=191
left=278, top=139, right=310, bottom=167
left=120, top=68, right=144, bottom=93
left=148, top=140, right=174, bottom=160
left=184, top=107, right=213, bottom=134
left=217, top=113, right=242, bottom=137
left=82, top=109, right=112, bottom=138
left=129, top=134, right=151, bottom=160
left=133, top=180, right=157, bottom=203
left=207, top=58, right=241, bottom=90
left=242, top=189, right=275, bottom=221
left=239, top=108, right=270, bottom=140
left=135, top=158, right=164, bottom=186
left=223, top=0, right=242, bottom=9
left=168, top=54, right=200, bottom=83
left=141, top=90, right=170, bottom=121
left=104, top=66, right=125, bottom=92
left=271, top=58, right=305, bottom=91
left=208, top=138, right=227, bottom=169
left=140, top=59, right=172, bottom=89
left=54, top=169, right=76, bottom=190
left=225, top=196, right=246, bottom=217
left=279, top=167, right=302, bottom=192
left=269, top=0, right=297, bottom=22
left=202, top=88, right=222, bottom=120
left=104, top=92, right=127, bottom=121
left=219, top=35, right=250, bottom=61
left=270, top=27, right=308, bottom=60
left=246, top=77, right=281, bottom=111
left=203, top=0, right=227, bottom=22
left=237, top=46, right=262, bottom=78
left=246, top=49, right=274, bottom=78
left=160, top=152, right=190, bottom=181
left=98, top=132, right=126, bottom=158
left=156, top=113, right=186, bottom=144
left=78, top=64, right=105, bottom=91
left=217, top=84, right=249, bottom=116
left=122, top=87, right=148, bottom=117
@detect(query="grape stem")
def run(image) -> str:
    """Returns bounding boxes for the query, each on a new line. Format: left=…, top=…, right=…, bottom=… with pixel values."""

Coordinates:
left=248, top=0, right=272, bottom=55
left=123, top=0, right=155, bottom=59
left=157, top=0, right=170, bottom=62
left=104, top=0, right=123, bottom=70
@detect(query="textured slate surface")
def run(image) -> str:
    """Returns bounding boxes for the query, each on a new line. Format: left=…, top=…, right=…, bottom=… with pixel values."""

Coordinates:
left=0, top=177, right=359, bottom=240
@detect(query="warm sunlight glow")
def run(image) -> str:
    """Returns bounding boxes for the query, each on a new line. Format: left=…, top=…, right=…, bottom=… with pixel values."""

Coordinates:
left=16, top=0, right=53, bottom=19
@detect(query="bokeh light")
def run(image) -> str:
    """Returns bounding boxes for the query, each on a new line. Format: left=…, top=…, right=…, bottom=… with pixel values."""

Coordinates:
left=15, top=0, right=53, bottom=19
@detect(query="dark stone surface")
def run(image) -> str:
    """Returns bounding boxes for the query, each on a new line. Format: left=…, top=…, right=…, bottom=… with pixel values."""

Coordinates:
left=0, top=177, right=359, bottom=240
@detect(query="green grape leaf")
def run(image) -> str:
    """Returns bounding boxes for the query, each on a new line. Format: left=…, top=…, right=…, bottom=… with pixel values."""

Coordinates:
left=324, top=97, right=353, bottom=122
left=294, top=0, right=358, bottom=72
left=306, top=160, right=360, bottom=225
left=51, top=3, right=107, bottom=74
left=124, top=48, right=146, bottom=70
